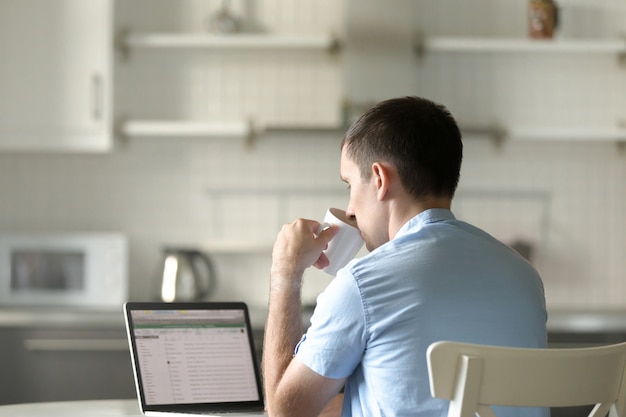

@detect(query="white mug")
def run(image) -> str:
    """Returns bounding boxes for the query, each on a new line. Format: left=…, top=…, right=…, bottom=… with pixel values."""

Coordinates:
left=317, top=208, right=364, bottom=276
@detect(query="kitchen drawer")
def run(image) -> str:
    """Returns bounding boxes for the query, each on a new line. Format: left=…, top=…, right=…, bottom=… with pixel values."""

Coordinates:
left=0, top=327, right=136, bottom=404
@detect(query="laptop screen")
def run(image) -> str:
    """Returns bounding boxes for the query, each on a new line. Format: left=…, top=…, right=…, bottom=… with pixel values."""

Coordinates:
left=125, top=302, right=265, bottom=413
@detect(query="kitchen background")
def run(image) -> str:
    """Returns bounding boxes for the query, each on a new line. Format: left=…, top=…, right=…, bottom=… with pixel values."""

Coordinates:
left=1, top=0, right=625, bottom=311
left=0, top=0, right=625, bottom=407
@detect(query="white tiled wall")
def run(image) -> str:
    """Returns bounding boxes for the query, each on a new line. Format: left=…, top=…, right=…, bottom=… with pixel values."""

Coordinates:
left=0, top=0, right=624, bottom=311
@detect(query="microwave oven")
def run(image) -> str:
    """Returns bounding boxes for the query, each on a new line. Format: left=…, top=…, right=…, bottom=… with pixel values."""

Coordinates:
left=0, top=233, right=128, bottom=309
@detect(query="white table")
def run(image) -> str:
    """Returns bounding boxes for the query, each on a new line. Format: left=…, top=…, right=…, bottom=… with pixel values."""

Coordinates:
left=0, top=399, right=141, bottom=417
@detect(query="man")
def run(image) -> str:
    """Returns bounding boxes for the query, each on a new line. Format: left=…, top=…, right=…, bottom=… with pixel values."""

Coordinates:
left=263, top=96, right=547, bottom=417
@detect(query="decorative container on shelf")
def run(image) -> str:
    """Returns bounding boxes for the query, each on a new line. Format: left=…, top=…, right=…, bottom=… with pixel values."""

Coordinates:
left=528, top=0, right=559, bottom=39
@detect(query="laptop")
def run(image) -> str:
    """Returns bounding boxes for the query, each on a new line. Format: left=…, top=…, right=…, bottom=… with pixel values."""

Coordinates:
left=124, top=301, right=267, bottom=416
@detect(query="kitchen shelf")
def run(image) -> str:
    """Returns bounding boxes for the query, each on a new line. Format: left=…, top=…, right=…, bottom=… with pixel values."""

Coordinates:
left=118, top=31, right=343, bottom=145
left=412, top=30, right=626, bottom=146
left=415, top=36, right=626, bottom=55
left=122, top=32, right=340, bottom=53
left=458, top=124, right=626, bottom=147
left=121, top=120, right=251, bottom=139
left=120, top=119, right=343, bottom=147
left=509, top=127, right=626, bottom=142
left=207, top=186, right=347, bottom=196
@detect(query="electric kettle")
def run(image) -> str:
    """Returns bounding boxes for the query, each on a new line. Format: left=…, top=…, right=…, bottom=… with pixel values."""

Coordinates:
left=159, top=247, right=215, bottom=302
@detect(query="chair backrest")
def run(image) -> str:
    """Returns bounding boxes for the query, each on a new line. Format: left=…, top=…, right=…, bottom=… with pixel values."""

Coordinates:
left=427, top=341, right=626, bottom=417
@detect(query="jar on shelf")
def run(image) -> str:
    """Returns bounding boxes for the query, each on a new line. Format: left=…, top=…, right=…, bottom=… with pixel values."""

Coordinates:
left=528, top=0, right=559, bottom=39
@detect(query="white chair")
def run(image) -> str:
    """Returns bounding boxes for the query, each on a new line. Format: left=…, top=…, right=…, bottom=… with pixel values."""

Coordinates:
left=427, top=341, right=626, bottom=417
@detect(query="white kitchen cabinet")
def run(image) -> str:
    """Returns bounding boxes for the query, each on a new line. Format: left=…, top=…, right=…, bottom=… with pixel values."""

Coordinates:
left=0, top=0, right=112, bottom=152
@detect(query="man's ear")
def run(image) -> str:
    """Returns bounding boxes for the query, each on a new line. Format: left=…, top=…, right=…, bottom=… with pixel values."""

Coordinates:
left=371, top=162, right=391, bottom=201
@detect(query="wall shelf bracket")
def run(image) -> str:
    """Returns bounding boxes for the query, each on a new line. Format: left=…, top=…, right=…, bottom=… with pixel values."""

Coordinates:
left=460, top=124, right=507, bottom=148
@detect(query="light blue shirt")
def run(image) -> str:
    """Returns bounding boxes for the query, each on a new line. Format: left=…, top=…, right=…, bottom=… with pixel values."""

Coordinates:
left=295, top=209, right=547, bottom=417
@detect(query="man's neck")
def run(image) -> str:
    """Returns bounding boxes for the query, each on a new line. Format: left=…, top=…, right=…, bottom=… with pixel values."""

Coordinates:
left=388, top=195, right=452, bottom=240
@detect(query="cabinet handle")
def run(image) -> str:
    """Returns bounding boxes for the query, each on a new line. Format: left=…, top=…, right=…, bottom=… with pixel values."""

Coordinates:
left=92, top=74, right=103, bottom=121
left=24, top=338, right=128, bottom=352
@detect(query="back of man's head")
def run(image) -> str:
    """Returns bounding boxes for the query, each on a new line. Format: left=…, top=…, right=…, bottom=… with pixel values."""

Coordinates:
left=342, top=96, right=463, bottom=200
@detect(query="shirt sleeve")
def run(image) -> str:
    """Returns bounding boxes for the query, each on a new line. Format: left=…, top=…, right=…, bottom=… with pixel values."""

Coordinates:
left=295, top=269, right=367, bottom=379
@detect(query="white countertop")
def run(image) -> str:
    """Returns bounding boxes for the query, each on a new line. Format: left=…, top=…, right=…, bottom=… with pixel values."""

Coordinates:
left=0, top=308, right=125, bottom=328
left=0, top=399, right=140, bottom=417
left=1, top=307, right=625, bottom=333
left=546, top=309, right=626, bottom=333
left=0, top=305, right=269, bottom=331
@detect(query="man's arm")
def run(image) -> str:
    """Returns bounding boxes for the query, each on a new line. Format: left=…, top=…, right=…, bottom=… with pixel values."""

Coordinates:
left=263, top=219, right=344, bottom=417
left=319, top=394, right=344, bottom=417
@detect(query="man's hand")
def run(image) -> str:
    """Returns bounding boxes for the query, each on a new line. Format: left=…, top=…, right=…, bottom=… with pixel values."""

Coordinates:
left=270, top=218, right=338, bottom=284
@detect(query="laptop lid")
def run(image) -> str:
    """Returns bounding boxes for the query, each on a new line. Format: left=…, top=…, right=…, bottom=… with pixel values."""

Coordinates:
left=124, top=301, right=265, bottom=415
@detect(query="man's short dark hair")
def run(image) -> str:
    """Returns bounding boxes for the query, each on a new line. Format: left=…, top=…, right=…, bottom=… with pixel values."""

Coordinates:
left=341, top=96, right=463, bottom=200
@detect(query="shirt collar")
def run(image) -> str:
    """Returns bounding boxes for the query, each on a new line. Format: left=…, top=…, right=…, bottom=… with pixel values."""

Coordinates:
left=395, top=208, right=456, bottom=240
